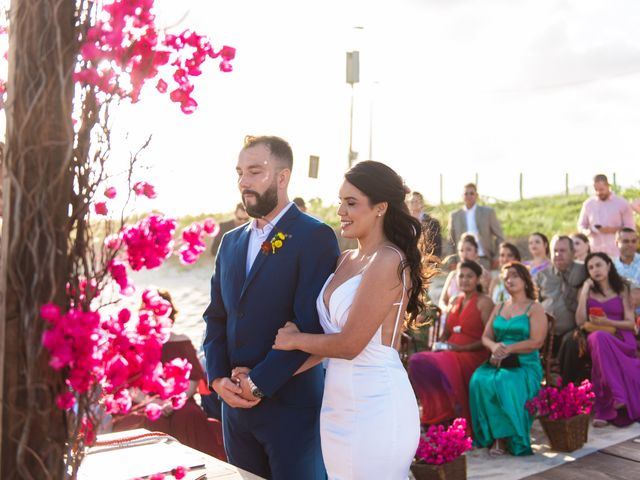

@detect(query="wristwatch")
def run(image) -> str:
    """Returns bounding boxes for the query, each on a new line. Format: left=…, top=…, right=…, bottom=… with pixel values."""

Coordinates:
left=247, top=376, right=264, bottom=399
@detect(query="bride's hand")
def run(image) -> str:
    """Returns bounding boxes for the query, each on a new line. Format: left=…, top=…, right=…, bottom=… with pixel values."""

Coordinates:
left=273, top=322, right=300, bottom=351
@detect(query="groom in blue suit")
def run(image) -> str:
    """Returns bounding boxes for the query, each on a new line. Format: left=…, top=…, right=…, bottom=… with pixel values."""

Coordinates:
left=203, top=135, right=340, bottom=479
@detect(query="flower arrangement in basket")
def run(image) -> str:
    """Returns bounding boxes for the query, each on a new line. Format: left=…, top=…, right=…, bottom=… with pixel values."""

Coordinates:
left=525, top=379, right=595, bottom=452
left=411, top=418, right=472, bottom=480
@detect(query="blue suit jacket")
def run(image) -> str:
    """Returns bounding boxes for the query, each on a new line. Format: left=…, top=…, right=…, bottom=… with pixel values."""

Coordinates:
left=203, top=205, right=340, bottom=407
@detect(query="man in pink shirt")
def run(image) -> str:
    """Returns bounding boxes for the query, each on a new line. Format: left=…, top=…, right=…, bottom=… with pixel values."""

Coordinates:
left=577, top=174, right=635, bottom=257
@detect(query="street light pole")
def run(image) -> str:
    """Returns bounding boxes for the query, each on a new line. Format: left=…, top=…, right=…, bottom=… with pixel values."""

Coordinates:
left=346, top=50, right=359, bottom=168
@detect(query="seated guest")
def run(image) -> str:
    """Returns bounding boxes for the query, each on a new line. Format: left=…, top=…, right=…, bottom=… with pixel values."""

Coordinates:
left=576, top=253, right=640, bottom=427
left=489, top=242, right=521, bottom=303
left=524, top=232, right=551, bottom=275
left=612, top=228, right=640, bottom=316
left=536, top=235, right=588, bottom=385
left=571, top=232, right=591, bottom=263
left=469, top=262, right=547, bottom=456
left=439, top=234, right=491, bottom=312
left=114, top=289, right=226, bottom=460
left=408, top=261, right=493, bottom=427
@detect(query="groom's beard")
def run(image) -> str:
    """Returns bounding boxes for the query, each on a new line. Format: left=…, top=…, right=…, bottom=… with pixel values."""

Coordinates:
left=242, top=183, right=279, bottom=218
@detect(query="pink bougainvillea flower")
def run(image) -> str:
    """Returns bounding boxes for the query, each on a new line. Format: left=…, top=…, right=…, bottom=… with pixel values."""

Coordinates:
left=171, top=393, right=187, bottom=410
left=108, top=259, right=135, bottom=296
left=145, top=403, right=163, bottom=421
left=172, top=466, right=189, bottom=479
left=133, top=181, right=158, bottom=199
left=56, top=391, right=77, bottom=411
left=104, top=186, right=117, bottom=199
left=156, top=78, right=168, bottom=93
left=80, top=416, right=96, bottom=445
left=40, top=303, right=61, bottom=323
left=149, top=474, right=165, bottom=480
left=143, top=182, right=157, bottom=199
left=105, top=233, right=122, bottom=250
left=203, top=218, right=220, bottom=236
left=219, top=45, right=236, bottom=61
left=94, top=201, right=108, bottom=216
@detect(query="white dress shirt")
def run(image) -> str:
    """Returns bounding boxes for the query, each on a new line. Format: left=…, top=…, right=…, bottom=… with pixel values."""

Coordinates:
left=246, top=202, right=294, bottom=275
left=463, top=203, right=485, bottom=256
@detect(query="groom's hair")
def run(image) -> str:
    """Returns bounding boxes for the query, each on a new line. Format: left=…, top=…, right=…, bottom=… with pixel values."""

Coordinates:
left=243, top=135, right=293, bottom=171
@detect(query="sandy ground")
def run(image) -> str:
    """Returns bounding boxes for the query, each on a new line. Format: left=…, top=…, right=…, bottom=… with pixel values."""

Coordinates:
left=125, top=262, right=640, bottom=480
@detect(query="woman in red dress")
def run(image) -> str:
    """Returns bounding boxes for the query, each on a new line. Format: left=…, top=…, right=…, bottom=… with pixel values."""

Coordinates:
left=408, top=261, right=493, bottom=426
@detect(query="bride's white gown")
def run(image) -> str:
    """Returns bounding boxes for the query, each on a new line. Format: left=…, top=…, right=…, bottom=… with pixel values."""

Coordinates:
left=316, top=248, right=420, bottom=480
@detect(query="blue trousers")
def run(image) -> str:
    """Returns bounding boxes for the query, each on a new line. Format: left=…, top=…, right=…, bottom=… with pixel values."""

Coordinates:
left=222, top=398, right=325, bottom=480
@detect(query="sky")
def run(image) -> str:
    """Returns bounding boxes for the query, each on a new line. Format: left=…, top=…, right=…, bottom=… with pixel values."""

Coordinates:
left=9, top=0, right=640, bottom=216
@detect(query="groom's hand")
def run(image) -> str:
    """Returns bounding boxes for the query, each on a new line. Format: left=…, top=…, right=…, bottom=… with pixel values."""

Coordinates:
left=211, top=377, right=260, bottom=409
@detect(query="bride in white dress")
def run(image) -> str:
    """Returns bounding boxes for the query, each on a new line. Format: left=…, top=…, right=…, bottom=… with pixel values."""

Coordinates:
left=274, top=161, right=433, bottom=480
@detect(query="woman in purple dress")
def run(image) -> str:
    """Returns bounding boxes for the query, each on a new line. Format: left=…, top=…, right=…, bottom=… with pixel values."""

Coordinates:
left=576, top=252, right=640, bottom=427
left=523, top=232, right=551, bottom=276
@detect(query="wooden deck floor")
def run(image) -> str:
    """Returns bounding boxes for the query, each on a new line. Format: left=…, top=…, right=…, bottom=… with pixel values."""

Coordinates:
left=523, top=437, right=640, bottom=479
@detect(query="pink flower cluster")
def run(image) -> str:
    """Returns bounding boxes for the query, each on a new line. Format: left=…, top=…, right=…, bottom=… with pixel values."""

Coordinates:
left=415, top=418, right=472, bottom=465
left=161, top=30, right=235, bottom=113
left=526, top=379, right=595, bottom=420
left=178, top=218, right=220, bottom=265
left=75, top=0, right=234, bottom=113
left=133, top=181, right=157, bottom=199
left=119, top=214, right=177, bottom=270
left=40, top=288, right=192, bottom=422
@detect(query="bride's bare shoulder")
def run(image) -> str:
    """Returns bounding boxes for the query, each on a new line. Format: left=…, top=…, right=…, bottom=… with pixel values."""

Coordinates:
left=367, top=246, right=404, bottom=274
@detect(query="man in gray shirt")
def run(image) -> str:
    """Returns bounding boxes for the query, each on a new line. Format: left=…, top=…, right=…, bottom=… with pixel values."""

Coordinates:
left=536, top=235, right=588, bottom=385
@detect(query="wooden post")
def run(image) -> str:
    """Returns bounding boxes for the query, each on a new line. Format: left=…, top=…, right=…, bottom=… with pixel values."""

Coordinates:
left=565, top=173, right=569, bottom=196
left=612, top=172, right=617, bottom=188
left=439, top=173, right=444, bottom=205
left=1, top=1, right=77, bottom=477
left=475, top=172, right=478, bottom=189
left=519, top=173, right=523, bottom=200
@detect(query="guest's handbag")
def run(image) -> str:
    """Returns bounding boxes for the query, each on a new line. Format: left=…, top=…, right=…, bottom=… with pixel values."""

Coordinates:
left=499, top=354, right=520, bottom=368
left=583, top=306, right=617, bottom=335
left=582, top=321, right=616, bottom=334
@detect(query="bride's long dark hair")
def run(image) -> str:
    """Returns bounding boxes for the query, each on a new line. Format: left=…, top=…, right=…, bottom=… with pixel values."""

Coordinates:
left=344, top=161, right=436, bottom=328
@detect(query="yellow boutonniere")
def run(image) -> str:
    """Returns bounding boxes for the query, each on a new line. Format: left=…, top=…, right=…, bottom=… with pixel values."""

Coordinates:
left=261, top=230, right=291, bottom=256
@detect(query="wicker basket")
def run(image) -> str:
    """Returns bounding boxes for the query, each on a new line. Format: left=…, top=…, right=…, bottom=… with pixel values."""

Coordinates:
left=411, top=454, right=467, bottom=480
left=539, top=413, right=590, bottom=452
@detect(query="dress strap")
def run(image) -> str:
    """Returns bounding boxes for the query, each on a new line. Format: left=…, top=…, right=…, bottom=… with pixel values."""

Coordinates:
left=497, top=301, right=506, bottom=316
left=524, top=301, right=534, bottom=315
left=334, top=251, right=351, bottom=274
left=384, top=246, right=406, bottom=347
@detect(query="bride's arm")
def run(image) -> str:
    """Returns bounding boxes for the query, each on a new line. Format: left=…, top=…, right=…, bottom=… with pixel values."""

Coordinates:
left=294, top=355, right=324, bottom=374
left=274, top=249, right=404, bottom=360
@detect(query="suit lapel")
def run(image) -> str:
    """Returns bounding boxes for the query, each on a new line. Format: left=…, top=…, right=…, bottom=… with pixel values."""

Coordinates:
left=239, top=205, right=301, bottom=300
left=234, top=224, right=251, bottom=293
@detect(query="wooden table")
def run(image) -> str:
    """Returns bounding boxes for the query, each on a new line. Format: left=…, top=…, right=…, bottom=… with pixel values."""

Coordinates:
left=78, top=429, right=264, bottom=480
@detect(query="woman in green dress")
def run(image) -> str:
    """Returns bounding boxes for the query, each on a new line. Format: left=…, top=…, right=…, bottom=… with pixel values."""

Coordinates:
left=469, top=262, right=547, bottom=456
